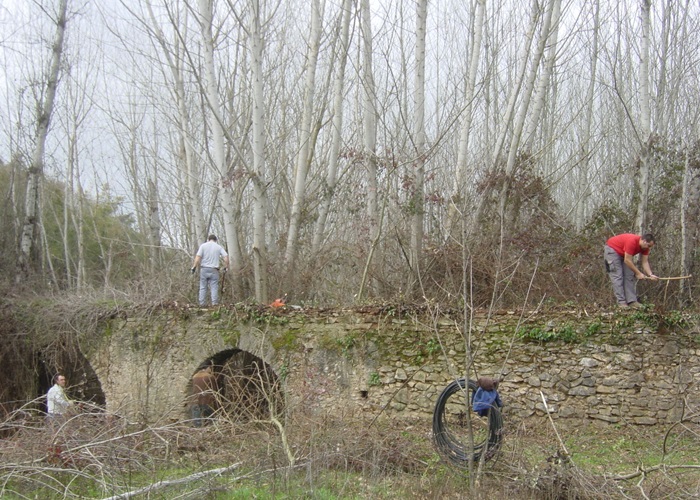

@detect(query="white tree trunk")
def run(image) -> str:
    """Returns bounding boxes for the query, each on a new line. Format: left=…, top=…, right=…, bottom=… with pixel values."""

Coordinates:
left=146, top=1, right=207, bottom=248
left=312, top=0, right=352, bottom=256
left=250, top=0, right=269, bottom=303
left=448, top=0, right=485, bottom=236
left=63, top=126, right=75, bottom=289
left=471, top=0, right=540, bottom=228
left=410, top=0, right=428, bottom=282
left=361, top=0, right=379, bottom=248
left=681, top=142, right=700, bottom=302
left=489, top=0, right=539, bottom=168
left=635, top=0, right=652, bottom=233
left=197, top=0, right=243, bottom=286
left=147, top=177, right=162, bottom=271
left=358, top=0, right=383, bottom=298
left=498, top=0, right=555, bottom=223
left=284, top=0, right=323, bottom=275
left=523, top=0, right=561, bottom=151
left=17, top=0, right=68, bottom=283
left=575, top=0, right=600, bottom=231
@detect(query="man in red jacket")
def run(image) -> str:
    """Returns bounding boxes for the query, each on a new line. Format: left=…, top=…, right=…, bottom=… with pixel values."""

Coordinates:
left=604, top=233, right=658, bottom=308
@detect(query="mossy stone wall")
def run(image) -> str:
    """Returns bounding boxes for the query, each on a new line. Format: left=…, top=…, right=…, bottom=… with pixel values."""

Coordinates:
left=85, top=306, right=700, bottom=426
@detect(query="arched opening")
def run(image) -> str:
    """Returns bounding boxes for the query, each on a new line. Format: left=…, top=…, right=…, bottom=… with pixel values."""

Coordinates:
left=37, top=346, right=106, bottom=413
left=187, top=349, right=282, bottom=425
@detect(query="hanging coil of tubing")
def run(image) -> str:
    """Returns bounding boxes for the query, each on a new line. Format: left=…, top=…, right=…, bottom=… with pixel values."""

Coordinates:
left=432, top=378, right=503, bottom=465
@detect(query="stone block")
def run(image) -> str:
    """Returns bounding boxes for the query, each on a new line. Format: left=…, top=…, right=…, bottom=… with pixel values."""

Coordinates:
left=580, top=358, right=599, bottom=368
left=535, top=402, right=557, bottom=413
left=590, top=413, right=620, bottom=423
left=580, top=377, right=596, bottom=387
left=558, top=406, right=578, bottom=418
left=555, top=381, right=570, bottom=392
left=596, top=385, right=615, bottom=394
left=600, top=376, right=620, bottom=386
left=390, top=401, right=407, bottom=411
left=633, top=417, right=657, bottom=425
left=661, top=341, right=679, bottom=356
left=544, top=392, right=565, bottom=402
left=656, top=399, right=676, bottom=411
left=569, top=386, right=596, bottom=396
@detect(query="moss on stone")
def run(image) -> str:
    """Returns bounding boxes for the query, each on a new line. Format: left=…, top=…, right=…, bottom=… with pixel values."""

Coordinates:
left=271, top=329, right=300, bottom=351
left=220, top=328, right=241, bottom=346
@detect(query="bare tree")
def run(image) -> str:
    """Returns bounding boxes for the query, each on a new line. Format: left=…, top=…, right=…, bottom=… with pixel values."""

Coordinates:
left=197, top=0, right=244, bottom=287
left=58, top=63, right=94, bottom=290
left=574, top=0, right=600, bottom=231
left=447, top=0, right=486, bottom=238
left=409, top=0, right=428, bottom=291
left=497, top=0, right=557, bottom=227
left=284, top=0, right=324, bottom=282
left=680, top=140, right=700, bottom=303
left=17, top=0, right=68, bottom=283
left=312, top=0, right=353, bottom=257
left=361, top=0, right=380, bottom=278
left=249, top=0, right=270, bottom=303
left=469, top=0, right=540, bottom=229
left=144, top=0, right=207, bottom=250
left=522, top=0, right=562, bottom=152
left=635, top=0, right=652, bottom=233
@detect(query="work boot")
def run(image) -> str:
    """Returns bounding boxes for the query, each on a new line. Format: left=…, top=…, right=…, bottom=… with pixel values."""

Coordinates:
left=618, top=302, right=629, bottom=308
left=628, top=301, right=643, bottom=309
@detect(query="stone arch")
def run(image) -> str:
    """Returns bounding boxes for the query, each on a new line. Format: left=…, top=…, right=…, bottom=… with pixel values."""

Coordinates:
left=187, top=348, right=282, bottom=423
left=37, top=345, right=105, bottom=412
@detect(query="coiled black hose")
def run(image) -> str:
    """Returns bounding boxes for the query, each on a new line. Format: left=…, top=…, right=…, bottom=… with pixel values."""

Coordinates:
left=432, top=378, right=503, bottom=465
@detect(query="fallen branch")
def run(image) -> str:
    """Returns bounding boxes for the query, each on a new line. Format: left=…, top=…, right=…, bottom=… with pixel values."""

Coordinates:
left=540, top=391, right=571, bottom=464
left=609, top=463, right=700, bottom=481
left=655, top=275, right=692, bottom=281
left=101, top=462, right=241, bottom=500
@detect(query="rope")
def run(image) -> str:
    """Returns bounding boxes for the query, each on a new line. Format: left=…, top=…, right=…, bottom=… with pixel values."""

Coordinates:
left=432, top=378, right=503, bottom=465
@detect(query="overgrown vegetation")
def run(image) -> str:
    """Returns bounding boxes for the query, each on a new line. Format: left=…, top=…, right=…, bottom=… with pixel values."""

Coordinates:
left=2, top=400, right=699, bottom=499
left=518, top=322, right=580, bottom=343
left=2, top=142, right=698, bottom=309
left=2, top=138, right=699, bottom=497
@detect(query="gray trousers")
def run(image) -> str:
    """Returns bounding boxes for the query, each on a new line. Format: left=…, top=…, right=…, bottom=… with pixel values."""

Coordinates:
left=604, top=245, right=637, bottom=305
left=198, top=267, right=220, bottom=305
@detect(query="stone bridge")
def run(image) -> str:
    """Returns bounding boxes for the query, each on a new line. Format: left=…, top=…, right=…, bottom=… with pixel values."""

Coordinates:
left=66, top=305, right=700, bottom=426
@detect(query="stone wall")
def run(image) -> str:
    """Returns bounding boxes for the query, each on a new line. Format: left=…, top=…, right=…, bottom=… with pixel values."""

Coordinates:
left=83, top=306, right=700, bottom=426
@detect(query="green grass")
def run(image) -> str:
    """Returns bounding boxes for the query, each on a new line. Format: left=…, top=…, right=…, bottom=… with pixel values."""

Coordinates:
left=563, top=423, right=700, bottom=474
left=2, top=417, right=699, bottom=499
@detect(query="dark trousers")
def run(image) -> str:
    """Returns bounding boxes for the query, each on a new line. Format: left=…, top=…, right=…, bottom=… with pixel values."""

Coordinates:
left=192, top=404, right=213, bottom=427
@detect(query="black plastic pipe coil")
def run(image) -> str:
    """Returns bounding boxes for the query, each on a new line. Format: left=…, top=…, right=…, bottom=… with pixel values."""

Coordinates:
left=432, top=378, right=503, bottom=465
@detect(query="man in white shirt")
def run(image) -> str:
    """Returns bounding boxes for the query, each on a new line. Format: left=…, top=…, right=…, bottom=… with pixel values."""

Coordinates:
left=191, top=235, right=230, bottom=306
left=46, top=374, right=73, bottom=423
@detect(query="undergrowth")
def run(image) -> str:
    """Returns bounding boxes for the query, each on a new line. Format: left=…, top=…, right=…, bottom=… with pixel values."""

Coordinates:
left=2, top=405, right=699, bottom=499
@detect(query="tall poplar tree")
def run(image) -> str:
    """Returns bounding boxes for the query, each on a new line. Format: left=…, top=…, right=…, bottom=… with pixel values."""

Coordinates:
left=17, top=0, right=68, bottom=283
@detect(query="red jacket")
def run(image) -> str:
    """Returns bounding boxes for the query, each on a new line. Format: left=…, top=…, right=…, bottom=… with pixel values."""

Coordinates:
left=606, top=234, right=649, bottom=257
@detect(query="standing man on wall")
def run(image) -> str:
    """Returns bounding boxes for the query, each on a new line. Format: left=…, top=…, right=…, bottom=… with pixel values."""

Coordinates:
left=604, top=233, right=658, bottom=308
left=191, top=235, right=229, bottom=307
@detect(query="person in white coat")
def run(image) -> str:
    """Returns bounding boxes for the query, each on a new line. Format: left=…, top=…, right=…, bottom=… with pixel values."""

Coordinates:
left=46, top=374, right=73, bottom=425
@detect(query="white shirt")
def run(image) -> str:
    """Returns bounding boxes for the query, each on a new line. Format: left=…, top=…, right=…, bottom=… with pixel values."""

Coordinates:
left=196, top=240, right=228, bottom=269
left=47, top=384, right=72, bottom=415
